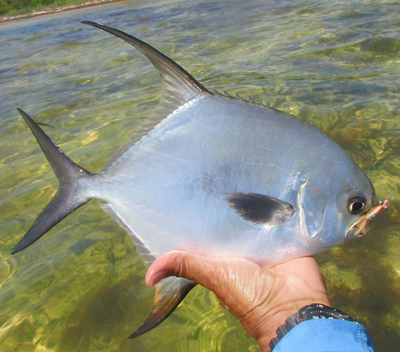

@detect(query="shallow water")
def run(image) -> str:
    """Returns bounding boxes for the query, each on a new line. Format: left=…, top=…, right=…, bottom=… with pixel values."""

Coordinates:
left=0, top=0, right=400, bottom=350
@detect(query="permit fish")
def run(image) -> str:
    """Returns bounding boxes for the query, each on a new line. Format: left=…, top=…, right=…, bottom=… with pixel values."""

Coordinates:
left=12, top=21, right=387, bottom=337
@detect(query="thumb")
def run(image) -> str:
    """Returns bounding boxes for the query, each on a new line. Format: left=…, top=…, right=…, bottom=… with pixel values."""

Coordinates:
left=145, top=251, right=277, bottom=343
left=145, top=251, right=274, bottom=318
left=146, top=251, right=225, bottom=293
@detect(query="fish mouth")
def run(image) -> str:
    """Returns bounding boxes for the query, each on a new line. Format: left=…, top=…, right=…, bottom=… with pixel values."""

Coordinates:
left=345, top=197, right=394, bottom=242
left=345, top=216, right=371, bottom=242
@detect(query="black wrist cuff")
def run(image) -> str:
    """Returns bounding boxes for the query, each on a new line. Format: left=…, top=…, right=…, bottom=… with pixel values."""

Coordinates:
left=269, top=304, right=358, bottom=350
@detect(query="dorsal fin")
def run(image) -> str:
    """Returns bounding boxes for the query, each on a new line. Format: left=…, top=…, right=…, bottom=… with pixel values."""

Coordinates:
left=82, top=21, right=209, bottom=112
left=82, top=21, right=211, bottom=170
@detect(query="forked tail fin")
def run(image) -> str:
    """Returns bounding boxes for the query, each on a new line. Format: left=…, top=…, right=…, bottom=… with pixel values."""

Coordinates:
left=12, top=109, right=95, bottom=254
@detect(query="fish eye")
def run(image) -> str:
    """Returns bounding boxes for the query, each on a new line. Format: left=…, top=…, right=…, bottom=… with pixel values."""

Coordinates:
left=348, top=196, right=366, bottom=214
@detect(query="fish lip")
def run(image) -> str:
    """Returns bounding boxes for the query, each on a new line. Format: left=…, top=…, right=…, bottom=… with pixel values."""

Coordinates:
left=345, top=211, right=371, bottom=243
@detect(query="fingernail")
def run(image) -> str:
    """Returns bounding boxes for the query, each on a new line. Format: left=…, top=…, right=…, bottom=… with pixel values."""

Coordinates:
left=148, top=270, right=167, bottom=287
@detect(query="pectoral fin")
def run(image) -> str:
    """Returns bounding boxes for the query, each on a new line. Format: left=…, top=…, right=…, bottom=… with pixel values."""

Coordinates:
left=130, top=277, right=196, bottom=338
left=225, top=192, right=295, bottom=226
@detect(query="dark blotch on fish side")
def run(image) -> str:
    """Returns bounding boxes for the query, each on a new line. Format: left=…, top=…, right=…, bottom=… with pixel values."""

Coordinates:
left=225, top=192, right=295, bottom=226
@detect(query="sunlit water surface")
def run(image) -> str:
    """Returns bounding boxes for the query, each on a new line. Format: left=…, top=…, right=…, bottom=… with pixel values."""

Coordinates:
left=1, top=0, right=400, bottom=351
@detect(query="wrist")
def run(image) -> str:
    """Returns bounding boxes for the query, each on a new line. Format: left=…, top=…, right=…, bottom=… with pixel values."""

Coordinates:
left=255, top=298, right=331, bottom=351
left=267, top=303, right=358, bottom=351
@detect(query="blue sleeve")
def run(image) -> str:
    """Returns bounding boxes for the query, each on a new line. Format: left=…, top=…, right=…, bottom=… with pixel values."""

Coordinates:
left=273, top=319, right=374, bottom=352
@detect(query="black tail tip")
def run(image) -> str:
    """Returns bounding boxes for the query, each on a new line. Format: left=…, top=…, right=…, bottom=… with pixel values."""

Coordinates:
left=11, top=237, right=30, bottom=254
left=128, top=331, right=141, bottom=339
left=11, top=245, right=22, bottom=255
left=81, top=21, right=100, bottom=27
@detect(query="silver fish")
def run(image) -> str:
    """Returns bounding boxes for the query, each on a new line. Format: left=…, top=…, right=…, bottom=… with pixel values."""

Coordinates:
left=13, top=21, right=377, bottom=337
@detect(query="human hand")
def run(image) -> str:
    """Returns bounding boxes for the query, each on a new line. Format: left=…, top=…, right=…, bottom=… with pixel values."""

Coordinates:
left=146, top=252, right=330, bottom=351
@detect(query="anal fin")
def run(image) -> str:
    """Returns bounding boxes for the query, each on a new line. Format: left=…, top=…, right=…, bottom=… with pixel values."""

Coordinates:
left=100, top=203, right=156, bottom=267
left=130, top=277, right=196, bottom=338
